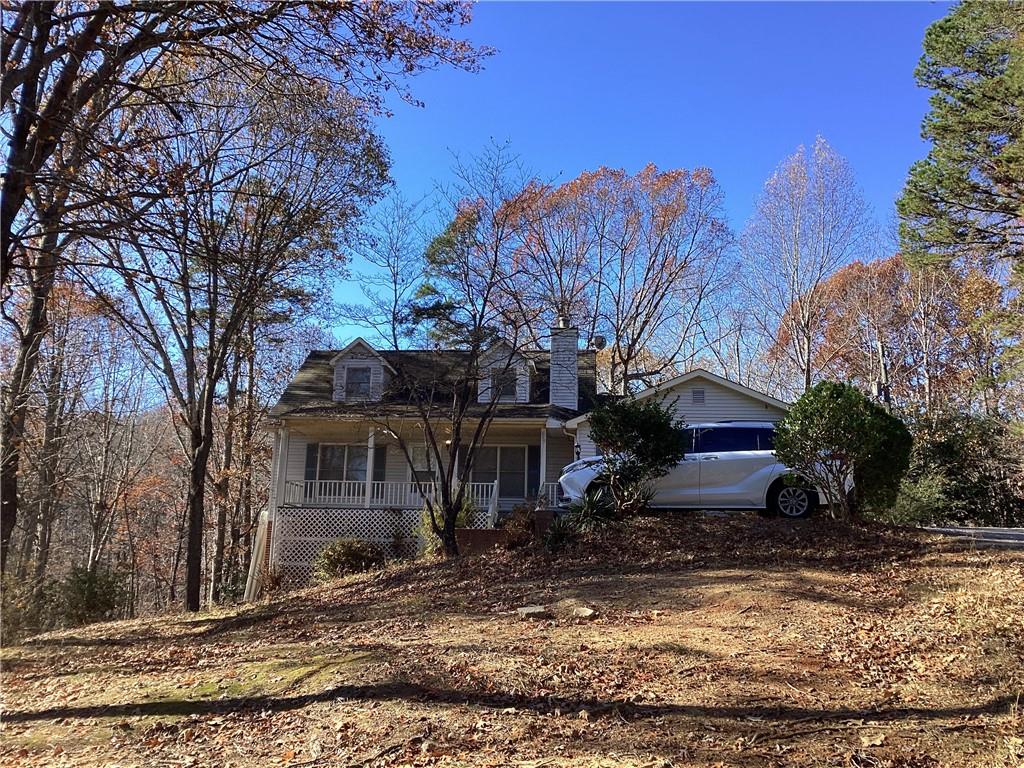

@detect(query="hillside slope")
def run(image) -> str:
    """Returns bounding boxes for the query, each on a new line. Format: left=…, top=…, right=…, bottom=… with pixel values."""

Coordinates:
left=2, top=514, right=1022, bottom=767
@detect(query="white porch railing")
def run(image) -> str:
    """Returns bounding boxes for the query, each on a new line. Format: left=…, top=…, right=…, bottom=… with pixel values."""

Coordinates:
left=284, top=479, right=498, bottom=517
left=538, top=482, right=561, bottom=510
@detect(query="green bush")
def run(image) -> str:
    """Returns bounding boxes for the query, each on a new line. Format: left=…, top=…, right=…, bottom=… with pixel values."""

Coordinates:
left=884, top=413, right=1024, bottom=527
left=565, top=485, right=617, bottom=532
left=56, top=565, right=130, bottom=626
left=543, top=515, right=577, bottom=554
left=312, top=539, right=385, bottom=582
left=774, top=381, right=913, bottom=520
left=588, top=396, right=688, bottom=517
left=886, top=471, right=958, bottom=525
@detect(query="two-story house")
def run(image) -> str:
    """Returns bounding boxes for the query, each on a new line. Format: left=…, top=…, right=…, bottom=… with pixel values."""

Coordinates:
left=245, top=319, right=596, bottom=593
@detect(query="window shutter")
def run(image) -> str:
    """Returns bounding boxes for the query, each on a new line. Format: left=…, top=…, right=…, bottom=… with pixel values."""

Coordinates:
left=304, top=443, right=319, bottom=482
left=373, top=445, right=387, bottom=481
left=527, top=445, right=541, bottom=497
left=333, top=365, right=345, bottom=401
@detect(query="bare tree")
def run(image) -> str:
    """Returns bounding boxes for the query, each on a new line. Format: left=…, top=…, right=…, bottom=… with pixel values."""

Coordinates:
left=1, top=0, right=487, bottom=575
left=79, top=71, right=387, bottom=610
left=741, top=137, right=872, bottom=392
left=351, top=146, right=534, bottom=556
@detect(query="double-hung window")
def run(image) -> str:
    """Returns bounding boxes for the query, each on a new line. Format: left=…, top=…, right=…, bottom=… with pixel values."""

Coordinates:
left=490, top=368, right=517, bottom=401
left=410, top=446, right=437, bottom=486
left=344, top=366, right=372, bottom=400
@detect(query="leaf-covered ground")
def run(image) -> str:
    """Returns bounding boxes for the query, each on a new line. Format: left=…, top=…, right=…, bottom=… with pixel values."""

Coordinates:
left=2, top=514, right=1022, bottom=767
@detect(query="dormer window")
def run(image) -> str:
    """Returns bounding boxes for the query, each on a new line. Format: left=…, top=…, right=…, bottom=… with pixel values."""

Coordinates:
left=345, top=366, right=372, bottom=400
left=491, top=369, right=517, bottom=400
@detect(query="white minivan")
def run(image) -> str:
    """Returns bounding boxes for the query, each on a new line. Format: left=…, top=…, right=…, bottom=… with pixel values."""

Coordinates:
left=558, top=421, right=823, bottom=518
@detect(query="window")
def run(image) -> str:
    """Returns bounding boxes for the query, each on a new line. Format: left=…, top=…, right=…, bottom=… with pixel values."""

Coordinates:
left=697, top=427, right=759, bottom=453
left=691, top=388, right=705, bottom=405
left=490, top=368, right=517, bottom=400
left=345, top=366, right=371, bottom=399
left=410, top=446, right=436, bottom=485
left=471, top=446, right=532, bottom=497
left=317, top=444, right=368, bottom=482
left=755, top=428, right=775, bottom=450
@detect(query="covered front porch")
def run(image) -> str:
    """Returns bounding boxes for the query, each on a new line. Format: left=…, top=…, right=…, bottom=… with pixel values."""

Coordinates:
left=243, top=418, right=574, bottom=593
left=276, top=419, right=572, bottom=514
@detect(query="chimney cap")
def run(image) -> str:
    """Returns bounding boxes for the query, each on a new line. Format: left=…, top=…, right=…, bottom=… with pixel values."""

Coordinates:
left=555, top=314, right=574, bottom=329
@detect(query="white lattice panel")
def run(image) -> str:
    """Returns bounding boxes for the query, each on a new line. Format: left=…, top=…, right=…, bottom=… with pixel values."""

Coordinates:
left=269, top=502, right=495, bottom=585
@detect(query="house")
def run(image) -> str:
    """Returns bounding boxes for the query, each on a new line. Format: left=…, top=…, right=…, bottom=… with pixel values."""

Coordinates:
left=244, top=321, right=789, bottom=598
left=245, top=319, right=597, bottom=595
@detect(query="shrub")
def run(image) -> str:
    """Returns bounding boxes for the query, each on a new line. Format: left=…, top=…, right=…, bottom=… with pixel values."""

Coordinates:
left=56, top=565, right=130, bottom=626
left=312, top=538, right=385, bottom=582
left=543, top=514, right=577, bottom=554
left=883, top=413, right=1024, bottom=526
left=774, top=381, right=913, bottom=520
left=501, top=504, right=537, bottom=549
left=588, top=396, right=689, bottom=517
left=565, top=485, right=617, bottom=532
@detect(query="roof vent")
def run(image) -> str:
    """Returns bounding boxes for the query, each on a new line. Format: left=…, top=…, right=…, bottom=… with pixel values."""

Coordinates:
left=692, top=388, right=705, bottom=405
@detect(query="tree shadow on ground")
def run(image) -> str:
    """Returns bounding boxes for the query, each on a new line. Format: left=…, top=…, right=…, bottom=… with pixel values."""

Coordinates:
left=3, top=677, right=1013, bottom=726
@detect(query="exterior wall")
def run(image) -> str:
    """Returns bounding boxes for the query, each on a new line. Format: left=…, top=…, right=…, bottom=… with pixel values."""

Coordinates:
left=656, top=377, right=787, bottom=423
left=571, top=375, right=787, bottom=459
left=576, top=424, right=597, bottom=459
left=545, top=431, right=575, bottom=483
left=332, top=342, right=386, bottom=401
left=279, top=419, right=551, bottom=497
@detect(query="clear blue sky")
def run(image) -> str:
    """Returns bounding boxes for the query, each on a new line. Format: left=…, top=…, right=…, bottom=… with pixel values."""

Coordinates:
left=334, top=1, right=951, bottom=340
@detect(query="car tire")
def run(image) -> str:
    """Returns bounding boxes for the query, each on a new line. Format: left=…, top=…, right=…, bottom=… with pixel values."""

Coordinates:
left=768, top=482, right=813, bottom=519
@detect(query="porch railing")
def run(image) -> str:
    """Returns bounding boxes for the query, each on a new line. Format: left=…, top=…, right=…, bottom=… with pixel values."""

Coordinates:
left=538, top=482, right=561, bottom=510
left=284, top=479, right=498, bottom=516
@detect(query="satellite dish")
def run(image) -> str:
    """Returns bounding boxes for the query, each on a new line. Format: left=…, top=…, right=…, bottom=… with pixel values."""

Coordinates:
left=589, top=335, right=607, bottom=350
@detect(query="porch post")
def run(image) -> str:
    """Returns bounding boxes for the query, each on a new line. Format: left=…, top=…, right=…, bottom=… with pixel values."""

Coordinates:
left=539, top=428, right=548, bottom=503
left=365, top=428, right=375, bottom=507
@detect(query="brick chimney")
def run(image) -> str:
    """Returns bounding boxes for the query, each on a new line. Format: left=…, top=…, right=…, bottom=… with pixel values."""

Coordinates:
left=549, top=315, right=579, bottom=410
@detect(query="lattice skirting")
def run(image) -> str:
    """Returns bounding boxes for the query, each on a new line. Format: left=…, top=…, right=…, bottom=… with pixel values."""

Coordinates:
left=269, top=505, right=494, bottom=584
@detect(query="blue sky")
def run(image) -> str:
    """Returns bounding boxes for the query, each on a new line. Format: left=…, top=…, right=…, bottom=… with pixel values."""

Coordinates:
left=334, top=1, right=951, bottom=340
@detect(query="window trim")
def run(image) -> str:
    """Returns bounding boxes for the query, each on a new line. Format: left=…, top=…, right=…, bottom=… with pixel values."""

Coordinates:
left=487, top=366, right=519, bottom=402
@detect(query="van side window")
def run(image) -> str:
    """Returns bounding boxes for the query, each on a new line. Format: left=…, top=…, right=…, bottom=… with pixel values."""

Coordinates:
left=756, top=428, right=775, bottom=450
left=698, top=427, right=759, bottom=452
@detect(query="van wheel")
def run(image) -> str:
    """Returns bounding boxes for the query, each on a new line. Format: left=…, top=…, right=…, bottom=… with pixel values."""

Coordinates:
left=768, top=482, right=813, bottom=519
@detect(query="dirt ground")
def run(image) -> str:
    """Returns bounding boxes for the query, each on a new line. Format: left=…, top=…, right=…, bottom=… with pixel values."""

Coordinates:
left=2, top=514, right=1022, bottom=768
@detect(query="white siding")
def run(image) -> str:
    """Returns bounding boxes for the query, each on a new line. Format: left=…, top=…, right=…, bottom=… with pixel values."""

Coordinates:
left=657, top=377, right=786, bottom=424
left=572, top=375, right=786, bottom=459
left=577, top=424, right=596, bottom=458
left=549, top=326, right=579, bottom=409
left=333, top=355, right=385, bottom=402
left=545, top=432, right=575, bottom=482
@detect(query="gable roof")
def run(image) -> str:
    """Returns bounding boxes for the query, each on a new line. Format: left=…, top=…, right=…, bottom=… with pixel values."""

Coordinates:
left=328, top=337, right=396, bottom=372
left=564, top=368, right=788, bottom=427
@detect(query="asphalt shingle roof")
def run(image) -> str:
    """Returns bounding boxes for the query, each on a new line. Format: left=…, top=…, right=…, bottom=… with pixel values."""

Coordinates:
left=270, top=348, right=599, bottom=421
